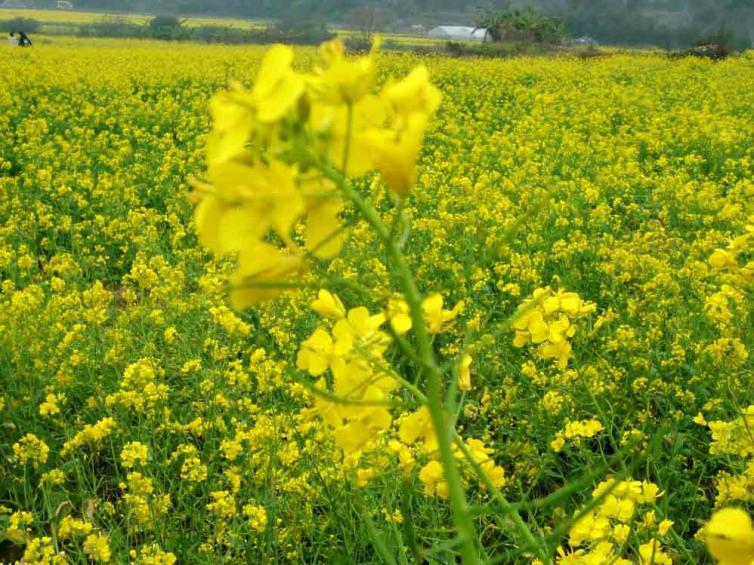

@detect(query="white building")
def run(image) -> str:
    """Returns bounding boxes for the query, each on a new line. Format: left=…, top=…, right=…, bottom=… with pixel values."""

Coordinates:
left=427, top=26, right=488, bottom=42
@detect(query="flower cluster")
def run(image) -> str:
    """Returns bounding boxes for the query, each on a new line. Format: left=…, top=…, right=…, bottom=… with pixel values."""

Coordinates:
left=297, top=291, right=396, bottom=466
left=703, top=406, right=754, bottom=506
left=556, top=478, right=672, bottom=564
left=512, top=287, right=596, bottom=369
left=192, top=40, right=440, bottom=307
left=416, top=437, right=506, bottom=499
left=709, top=216, right=754, bottom=288
left=12, top=433, right=50, bottom=469
left=550, top=418, right=604, bottom=453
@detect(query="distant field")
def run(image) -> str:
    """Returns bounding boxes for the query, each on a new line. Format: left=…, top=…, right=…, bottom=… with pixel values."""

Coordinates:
left=0, top=7, right=264, bottom=29
left=0, top=7, right=454, bottom=46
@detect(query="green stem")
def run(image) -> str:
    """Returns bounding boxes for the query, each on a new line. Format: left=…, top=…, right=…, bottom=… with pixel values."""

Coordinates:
left=319, top=163, right=480, bottom=564
left=453, top=435, right=549, bottom=563
left=384, top=322, right=422, bottom=366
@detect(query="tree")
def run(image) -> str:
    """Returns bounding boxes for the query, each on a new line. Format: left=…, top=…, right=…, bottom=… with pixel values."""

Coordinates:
left=346, top=3, right=390, bottom=42
left=476, top=6, right=566, bottom=44
left=148, top=15, right=184, bottom=39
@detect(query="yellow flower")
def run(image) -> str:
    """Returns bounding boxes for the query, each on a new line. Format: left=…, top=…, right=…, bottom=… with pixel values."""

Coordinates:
left=599, top=495, right=635, bottom=522
left=461, top=438, right=506, bottom=489
left=193, top=159, right=303, bottom=257
left=313, top=37, right=380, bottom=105
left=458, top=354, right=472, bottom=391
left=304, top=196, right=345, bottom=259
left=513, top=309, right=548, bottom=345
left=638, top=539, right=672, bottom=564
left=639, top=480, right=664, bottom=504
left=613, top=523, right=631, bottom=544
left=366, top=112, right=431, bottom=196
left=243, top=503, right=268, bottom=534
left=58, top=516, right=93, bottom=540
left=568, top=509, right=611, bottom=546
left=705, top=507, right=754, bottom=565
left=419, top=460, right=448, bottom=499
left=13, top=433, right=49, bottom=468
left=39, top=392, right=65, bottom=416
left=550, top=435, right=566, bottom=452
left=511, top=287, right=595, bottom=369
left=385, top=296, right=412, bottom=335
left=544, top=291, right=584, bottom=315
left=206, top=89, right=254, bottom=166
left=421, top=293, right=463, bottom=334
left=539, top=338, right=573, bottom=369
left=388, top=439, right=416, bottom=471
left=310, top=289, right=346, bottom=320
left=335, top=306, right=388, bottom=349
left=206, top=490, right=237, bottom=520
left=230, top=242, right=304, bottom=308
left=309, top=94, right=385, bottom=175
left=207, top=45, right=305, bottom=164
left=547, top=316, right=573, bottom=343
left=297, top=328, right=336, bottom=376
left=658, top=519, right=674, bottom=536
left=366, top=66, right=441, bottom=195
left=331, top=394, right=392, bottom=455
left=40, top=469, right=65, bottom=486
left=382, top=65, right=442, bottom=122
left=248, top=44, right=306, bottom=123
left=120, top=441, right=149, bottom=469
left=130, top=545, right=177, bottom=565
left=83, top=533, right=112, bottom=563
left=399, top=406, right=437, bottom=452
left=21, top=537, right=65, bottom=564
left=709, top=249, right=738, bottom=271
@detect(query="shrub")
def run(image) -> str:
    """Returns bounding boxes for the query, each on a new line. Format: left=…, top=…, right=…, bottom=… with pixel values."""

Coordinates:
left=148, top=15, right=186, bottom=41
left=445, top=40, right=555, bottom=58
left=343, top=35, right=372, bottom=53
left=476, top=7, right=566, bottom=44
left=668, top=28, right=742, bottom=61
left=0, top=17, right=40, bottom=33
left=189, top=25, right=261, bottom=44
left=78, top=18, right=146, bottom=39
left=573, top=45, right=606, bottom=59
left=690, top=28, right=743, bottom=58
left=267, top=17, right=334, bottom=45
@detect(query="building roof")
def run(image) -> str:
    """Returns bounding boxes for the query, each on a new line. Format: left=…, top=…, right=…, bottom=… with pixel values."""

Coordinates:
left=427, top=26, right=488, bottom=41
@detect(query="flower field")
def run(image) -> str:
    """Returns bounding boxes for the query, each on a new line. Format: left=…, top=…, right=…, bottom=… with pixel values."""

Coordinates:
left=1, top=38, right=753, bottom=563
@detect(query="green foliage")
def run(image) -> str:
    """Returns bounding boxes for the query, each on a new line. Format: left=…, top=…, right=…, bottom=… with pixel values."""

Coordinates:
left=0, top=17, right=40, bottom=33
left=267, top=17, right=334, bottom=44
left=693, top=26, right=748, bottom=53
left=560, top=0, right=753, bottom=48
left=445, top=39, right=558, bottom=58
left=475, top=6, right=566, bottom=44
left=148, top=15, right=184, bottom=40
left=77, top=17, right=147, bottom=39
left=70, top=16, right=333, bottom=44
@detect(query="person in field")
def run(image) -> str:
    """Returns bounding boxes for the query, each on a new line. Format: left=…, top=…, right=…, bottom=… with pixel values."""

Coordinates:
left=8, top=32, right=18, bottom=47
left=17, top=31, right=33, bottom=47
